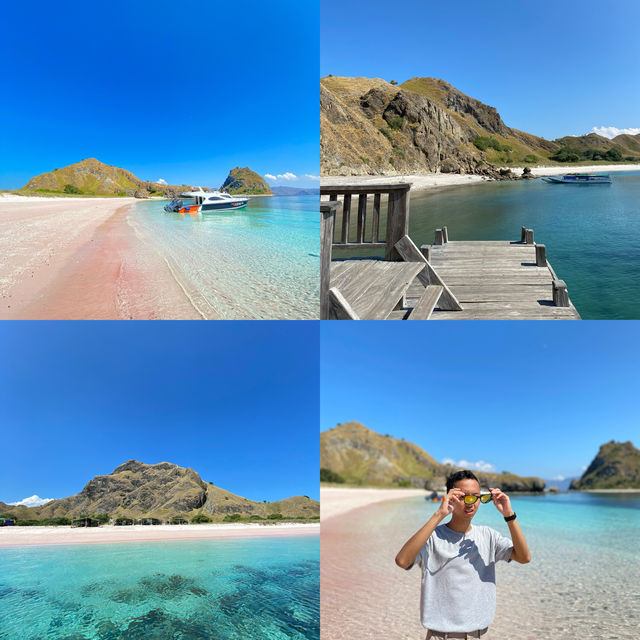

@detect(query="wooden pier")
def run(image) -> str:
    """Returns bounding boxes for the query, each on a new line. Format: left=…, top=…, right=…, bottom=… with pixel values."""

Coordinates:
left=320, top=182, right=580, bottom=320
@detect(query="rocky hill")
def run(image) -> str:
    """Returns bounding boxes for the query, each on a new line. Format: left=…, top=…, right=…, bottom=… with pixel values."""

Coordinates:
left=220, top=167, right=272, bottom=195
left=19, top=158, right=191, bottom=198
left=0, top=460, right=318, bottom=522
left=320, top=422, right=544, bottom=492
left=570, top=441, right=640, bottom=490
left=320, top=76, right=640, bottom=177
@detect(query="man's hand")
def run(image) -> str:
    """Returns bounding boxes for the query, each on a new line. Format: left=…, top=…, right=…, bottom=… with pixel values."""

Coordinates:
left=437, top=488, right=464, bottom=517
left=489, top=487, right=513, bottom=517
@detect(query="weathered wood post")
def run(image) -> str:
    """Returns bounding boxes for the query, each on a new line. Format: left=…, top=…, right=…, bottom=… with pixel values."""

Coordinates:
left=320, top=201, right=340, bottom=320
left=420, top=245, right=431, bottom=262
left=521, top=226, right=527, bottom=243
left=341, top=194, right=352, bottom=244
left=535, top=244, right=546, bottom=267
left=552, top=279, right=569, bottom=307
left=357, top=194, right=367, bottom=244
left=442, top=226, right=449, bottom=243
left=385, top=185, right=411, bottom=261
left=525, top=229, right=534, bottom=244
left=435, top=229, right=444, bottom=245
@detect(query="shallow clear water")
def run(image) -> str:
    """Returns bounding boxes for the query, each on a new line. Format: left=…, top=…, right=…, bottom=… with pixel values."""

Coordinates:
left=0, top=535, right=319, bottom=640
left=128, top=195, right=319, bottom=319
left=408, top=171, right=640, bottom=319
left=321, top=493, right=640, bottom=640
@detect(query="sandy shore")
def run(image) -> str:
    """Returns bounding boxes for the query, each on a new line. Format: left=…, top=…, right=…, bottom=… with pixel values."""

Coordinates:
left=321, top=487, right=426, bottom=521
left=321, top=163, right=640, bottom=193
left=0, top=522, right=319, bottom=547
left=0, top=195, right=201, bottom=319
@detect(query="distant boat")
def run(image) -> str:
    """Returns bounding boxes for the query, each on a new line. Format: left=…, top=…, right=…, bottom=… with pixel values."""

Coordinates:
left=181, top=187, right=249, bottom=211
left=542, top=174, right=611, bottom=184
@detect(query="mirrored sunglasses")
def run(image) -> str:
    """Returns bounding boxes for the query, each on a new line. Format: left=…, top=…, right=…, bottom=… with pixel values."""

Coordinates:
left=463, top=493, right=493, bottom=505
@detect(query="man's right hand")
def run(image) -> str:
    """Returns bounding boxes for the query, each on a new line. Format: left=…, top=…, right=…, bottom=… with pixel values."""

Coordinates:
left=437, top=488, right=464, bottom=517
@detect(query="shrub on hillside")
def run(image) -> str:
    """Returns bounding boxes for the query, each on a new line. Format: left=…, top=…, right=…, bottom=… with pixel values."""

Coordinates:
left=63, top=184, right=82, bottom=194
left=388, top=117, right=404, bottom=130
left=320, top=468, right=345, bottom=483
left=523, top=154, right=538, bottom=163
left=267, top=513, right=283, bottom=520
left=191, top=514, right=212, bottom=524
left=223, top=513, right=243, bottom=522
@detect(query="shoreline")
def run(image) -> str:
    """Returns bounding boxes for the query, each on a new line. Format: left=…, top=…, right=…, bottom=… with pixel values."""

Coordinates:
left=321, top=487, right=425, bottom=521
left=0, top=196, right=202, bottom=319
left=321, top=163, right=640, bottom=193
left=0, top=522, right=319, bottom=548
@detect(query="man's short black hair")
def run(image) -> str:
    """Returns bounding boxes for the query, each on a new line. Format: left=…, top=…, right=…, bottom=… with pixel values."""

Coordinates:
left=446, top=470, right=479, bottom=492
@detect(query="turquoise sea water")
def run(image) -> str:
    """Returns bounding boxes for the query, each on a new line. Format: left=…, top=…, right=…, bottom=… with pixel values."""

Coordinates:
left=128, top=195, right=318, bottom=319
left=408, top=171, right=640, bottom=319
left=0, top=535, right=319, bottom=640
left=322, top=492, right=639, bottom=639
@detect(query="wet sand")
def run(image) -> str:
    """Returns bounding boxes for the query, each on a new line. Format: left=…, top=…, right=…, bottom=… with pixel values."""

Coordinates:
left=0, top=522, right=319, bottom=547
left=0, top=196, right=202, bottom=319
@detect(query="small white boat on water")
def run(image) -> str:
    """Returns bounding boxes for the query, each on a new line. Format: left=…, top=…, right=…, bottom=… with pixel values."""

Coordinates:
left=181, top=187, right=249, bottom=211
left=542, top=174, right=611, bottom=184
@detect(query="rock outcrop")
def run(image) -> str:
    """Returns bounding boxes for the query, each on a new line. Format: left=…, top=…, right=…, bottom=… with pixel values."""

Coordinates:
left=570, top=441, right=640, bottom=490
left=220, top=167, right=272, bottom=195
left=320, top=422, right=544, bottom=492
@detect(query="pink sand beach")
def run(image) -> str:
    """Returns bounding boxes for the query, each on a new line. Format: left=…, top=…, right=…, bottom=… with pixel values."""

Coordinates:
left=0, top=522, right=319, bottom=548
left=0, top=196, right=202, bottom=319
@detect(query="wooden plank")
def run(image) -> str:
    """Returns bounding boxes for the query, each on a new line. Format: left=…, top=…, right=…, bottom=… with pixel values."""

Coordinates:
left=394, top=235, right=463, bottom=311
left=332, top=242, right=386, bottom=250
left=328, top=287, right=359, bottom=320
left=357, top=194, right=366, bottom=243
left=372, top=193, right=381, bottom=243
left=320, top=205, right=338, bottom=320
left=408, top=285, right=443, bottom=320
left=341, top=194, right=351, bottom=244
left=321, top=183, right=412, bottom=195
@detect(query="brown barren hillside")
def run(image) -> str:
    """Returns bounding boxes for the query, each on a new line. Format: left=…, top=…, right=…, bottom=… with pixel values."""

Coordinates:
left=320, top=422, right=544, bottom=492
left=0, top=460, right=318, bottom=522
left=321, top=76, right=640, bottom=176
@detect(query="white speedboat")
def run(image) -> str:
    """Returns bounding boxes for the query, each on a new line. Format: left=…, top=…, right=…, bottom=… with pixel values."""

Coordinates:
left=181, top=187, right=249, bottom=211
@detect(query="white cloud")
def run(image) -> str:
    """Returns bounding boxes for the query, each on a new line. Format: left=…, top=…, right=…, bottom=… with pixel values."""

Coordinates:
left=581, top=465, right=588, bottom=471
left=8, top=494, right=55, bottom=507
left=590, top=126, right=640, bottom=139
left=551, top=475, right=565, bottom=482
left=156, top=178, right=167, bottom=185
left=304, top=174, right=320, bottom=181
left=278, top=172, right=298, bottom=181
left=441, top=458, right=496, bottom=473
left=265, top=173, right=277, bottom=181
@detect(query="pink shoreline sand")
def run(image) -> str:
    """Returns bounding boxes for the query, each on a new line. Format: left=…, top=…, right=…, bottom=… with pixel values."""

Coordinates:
left=321, top=487, right=426, bottom=521
left=0, top=196, right=201, bottom=319
left=0, top=523, right=319, bottom=548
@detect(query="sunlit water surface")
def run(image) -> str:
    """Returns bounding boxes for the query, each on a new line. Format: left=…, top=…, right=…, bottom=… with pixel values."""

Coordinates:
left=0, top=535, right=319, bottom=640
left=128, top=195, right=318, bottom=319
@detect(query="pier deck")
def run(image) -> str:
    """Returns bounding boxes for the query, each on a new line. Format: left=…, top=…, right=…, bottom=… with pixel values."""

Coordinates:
left=400, top=240, right=581, bottom=320
left=320, top=182, right=581, bottom=320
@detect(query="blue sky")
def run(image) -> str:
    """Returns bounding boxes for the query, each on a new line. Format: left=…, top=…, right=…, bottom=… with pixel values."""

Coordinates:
left=321, top=322, right=640, bottom=482
left=0, top=0, right=319, bottom=190
left=321, top=0, right=640, bottom=141
left=1, top=322, right=319, bottom=504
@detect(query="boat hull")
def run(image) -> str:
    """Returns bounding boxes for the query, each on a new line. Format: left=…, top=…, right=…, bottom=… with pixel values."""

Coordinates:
left=201, top=200, right=248, bottom=211
left=542, top=175, right=611, bottom=184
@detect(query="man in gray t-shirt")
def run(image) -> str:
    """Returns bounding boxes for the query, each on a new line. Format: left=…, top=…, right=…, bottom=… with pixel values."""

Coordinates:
left=395, top=470, right=531, bottom=639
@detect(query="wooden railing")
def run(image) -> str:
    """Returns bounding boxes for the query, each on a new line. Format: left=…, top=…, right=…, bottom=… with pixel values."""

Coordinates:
left=320, top=183, right=411, bottom=261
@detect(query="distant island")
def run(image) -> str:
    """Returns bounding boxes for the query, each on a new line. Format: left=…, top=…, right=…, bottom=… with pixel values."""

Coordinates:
left=321, top=75, right=640, bottom=178
left=570, top=441, right=640, bottom=490
left=15, top=158, right=278, bottom=198
left=0, top=460, right=319, bottom=525
left=320, top=421, right=544, bottom=492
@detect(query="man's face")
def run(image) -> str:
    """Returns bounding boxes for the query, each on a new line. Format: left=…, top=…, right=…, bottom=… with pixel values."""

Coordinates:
left=452, top=478, right=482, bottom=520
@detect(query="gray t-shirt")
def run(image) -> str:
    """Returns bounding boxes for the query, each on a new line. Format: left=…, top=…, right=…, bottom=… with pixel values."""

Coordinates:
left=412, top=524, right=513, bottom=632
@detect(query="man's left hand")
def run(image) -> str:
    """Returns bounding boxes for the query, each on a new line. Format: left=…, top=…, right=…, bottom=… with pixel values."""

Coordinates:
left=489, top=488, right=513, bottom=517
